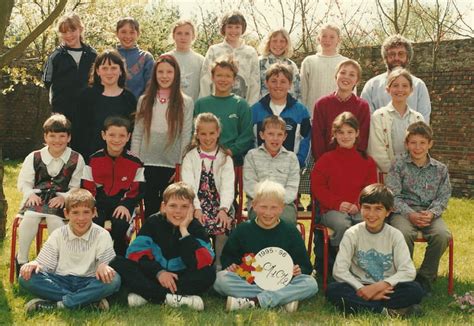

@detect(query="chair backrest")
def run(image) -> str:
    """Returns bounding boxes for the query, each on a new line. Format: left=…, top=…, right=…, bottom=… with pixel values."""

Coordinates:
left=174, top=163, right=244, bottom=224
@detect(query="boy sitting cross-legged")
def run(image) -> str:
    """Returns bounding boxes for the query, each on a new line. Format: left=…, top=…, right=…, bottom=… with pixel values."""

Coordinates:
left=19, top=188, right=120, bottom=313
left=109, top=182, right=216, bottom=310
left=213, top=180, right=318, bottom=312
left=326, top=184, right=424, bottom=317
left=244, top=115, right=300, bottom=224
left=81, top=116, right=145, bottom=256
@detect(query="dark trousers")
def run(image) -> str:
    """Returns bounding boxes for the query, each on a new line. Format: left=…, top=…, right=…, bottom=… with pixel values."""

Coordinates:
left=109, top=256, right=216, bottom=303
left=93, top=206, right=132, bottom=256
left=326, top=281, right=424, bottom=314
left=144, top=166, right=175, bottom=219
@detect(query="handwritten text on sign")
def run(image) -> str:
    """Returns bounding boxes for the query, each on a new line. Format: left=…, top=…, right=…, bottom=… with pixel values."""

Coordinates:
left=252, top=247, right=293, bottom=291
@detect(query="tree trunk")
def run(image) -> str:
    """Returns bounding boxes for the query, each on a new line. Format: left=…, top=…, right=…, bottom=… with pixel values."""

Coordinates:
left=0, top=146, right=8, bottom=239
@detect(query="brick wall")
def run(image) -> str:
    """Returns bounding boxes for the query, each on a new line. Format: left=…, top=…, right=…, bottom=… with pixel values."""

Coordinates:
left=1, top=38, right=473, bottom=197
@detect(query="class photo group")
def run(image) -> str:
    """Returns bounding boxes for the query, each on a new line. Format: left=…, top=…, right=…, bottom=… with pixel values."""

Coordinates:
left=13, top=9, right=452, bottom=319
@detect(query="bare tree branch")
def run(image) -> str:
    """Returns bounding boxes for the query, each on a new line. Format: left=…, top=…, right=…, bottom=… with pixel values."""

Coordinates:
left=0, top=0, right=68, bottom=67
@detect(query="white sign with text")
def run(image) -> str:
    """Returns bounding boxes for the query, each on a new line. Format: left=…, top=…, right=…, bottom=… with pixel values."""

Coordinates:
left=252, top=247, right=293, bottom=291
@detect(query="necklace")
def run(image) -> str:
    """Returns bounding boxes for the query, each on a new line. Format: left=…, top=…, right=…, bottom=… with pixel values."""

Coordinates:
left=157, top=89, right=170, bottom=104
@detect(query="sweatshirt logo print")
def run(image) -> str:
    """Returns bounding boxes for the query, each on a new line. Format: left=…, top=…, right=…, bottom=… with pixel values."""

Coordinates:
left=229, top=114, right=238, bottom=119
left=356, top=249, right=393, bottom=281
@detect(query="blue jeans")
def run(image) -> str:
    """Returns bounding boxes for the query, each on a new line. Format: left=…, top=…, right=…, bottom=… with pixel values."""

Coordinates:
left=19, top=272, right=121, bottom=308
left=326, top=281, right=424, bottom=314
left=213, top=271, right=318, bottom=308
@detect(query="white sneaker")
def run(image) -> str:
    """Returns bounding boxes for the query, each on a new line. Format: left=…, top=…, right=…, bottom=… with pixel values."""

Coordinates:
left=283, top=301, right=299, bottom=312
left=226, top=296, right=256, bottom=311
left=128, top=293, right=148, bottom=307
left=165, top=294, right=204, bottom=311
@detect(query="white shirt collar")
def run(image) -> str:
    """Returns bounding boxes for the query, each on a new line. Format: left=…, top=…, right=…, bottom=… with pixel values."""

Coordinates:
left=40, top=146, right=72, bottom=165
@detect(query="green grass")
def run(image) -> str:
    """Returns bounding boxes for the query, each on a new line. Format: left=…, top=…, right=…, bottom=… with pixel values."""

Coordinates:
left=1, top=160, right=473, bottom=325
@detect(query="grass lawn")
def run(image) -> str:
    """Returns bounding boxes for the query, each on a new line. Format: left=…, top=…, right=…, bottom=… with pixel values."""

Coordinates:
left=1, top=160, right=473, bottom=325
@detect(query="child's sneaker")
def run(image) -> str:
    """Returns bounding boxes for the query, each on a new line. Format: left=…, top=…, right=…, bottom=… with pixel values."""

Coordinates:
left=128, top=293, right=148, bottom=307
left=25, top=298, right=58, bottom=313
left=226, top=296, right=255, bottom=311
left=283, top=300, right=299, bottom=312
left=95, top=298, right=110, bottom=311
left=165, top=294, right=204, bottom=311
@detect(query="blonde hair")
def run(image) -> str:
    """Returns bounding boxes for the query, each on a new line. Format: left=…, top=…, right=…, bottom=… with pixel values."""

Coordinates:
left=386, top=67, right=413, bottom=88
left=253, top=180, right=285, bottom=206
left=57, top=12, right=84, bottom=41
left=170, top=19, right=197, bottom=40
left=163, top=182, right=195, bottom=203
left=317, top=23, right=341, bottom=52
left=65, top=188, right=95, bottom=211
left=260, top=29, right=293, bottom=57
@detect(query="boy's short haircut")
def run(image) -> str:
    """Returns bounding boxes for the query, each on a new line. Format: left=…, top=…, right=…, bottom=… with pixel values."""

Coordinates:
left=57, top=12, right=84, bottom=34
left=335, top=59, right=362, bottom=81
left=65, top=188, right=96, bottom=211
left=405, top=121, right=433, bottom=142
left=171, top=19, right=197, bottom=40
left=381, top=34, right=414, bottom=64
left=387, top=67, right=413, bottom=88
left=116, top=17, right=140, bottom=33
left=265, top=63, right=293, bottom=83
left=253, top=180, right=285, bottom=206
left=103, top=115, right=132, bottom=133
left=163, top=181, right=195, bottom=203
left=220, top=11, right=247, bottom=35
left=211, top=56, right=238, bottom=77
left=359, top=183, right=394, bottom=211
left=261, top=115, right=287, bottom=133
left=43, top=113, right=72, bottom=135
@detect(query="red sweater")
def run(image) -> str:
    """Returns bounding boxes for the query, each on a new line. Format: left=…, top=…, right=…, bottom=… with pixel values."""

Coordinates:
left=311, top=146, right=377, bottom=214
left=311, top=93, right=370, bottom=161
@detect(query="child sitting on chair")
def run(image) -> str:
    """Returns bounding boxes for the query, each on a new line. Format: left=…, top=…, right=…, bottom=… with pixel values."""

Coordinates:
left=244, top=115, right=300, bottom=224
left=16, top=114, right=85, bottom=274
left=213, top=180, right=318, bottom=312
left=82, top=116, right=145, bottom=256
left=386, top=121, right=451, bottom=295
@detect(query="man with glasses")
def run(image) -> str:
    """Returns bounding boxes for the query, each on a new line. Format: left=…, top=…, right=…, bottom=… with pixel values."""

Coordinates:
left=361, top=35, right=431, bottom=123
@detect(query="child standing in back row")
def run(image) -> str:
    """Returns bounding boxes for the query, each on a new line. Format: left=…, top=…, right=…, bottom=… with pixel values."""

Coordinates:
left=132, top=55, right=194, bottom=218
left=301, top=23, right=349, bottom=116
left=165, top=19, right=204, bottom=102
left=181, top=113, right=235, bottom=271
left=116, top=17, right=154, bottom=100
left=258, top=28, right=301, bottom=100
left=42, top=12, right=97, bottom=149
left=199, top=11, right=260, bottom=104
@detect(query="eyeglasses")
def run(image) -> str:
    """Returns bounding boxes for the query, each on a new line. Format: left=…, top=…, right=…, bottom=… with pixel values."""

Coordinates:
left=387, top=51, right=407, bottom=59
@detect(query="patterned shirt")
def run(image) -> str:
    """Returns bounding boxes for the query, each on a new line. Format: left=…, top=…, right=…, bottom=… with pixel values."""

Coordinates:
left=35, top=223, right=115, bottom=277
left=386, top=152, right=451, bottom=218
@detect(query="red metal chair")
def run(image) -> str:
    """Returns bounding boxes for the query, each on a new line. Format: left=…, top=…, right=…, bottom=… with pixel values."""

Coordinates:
left=9, top=215, right=48, bottom=283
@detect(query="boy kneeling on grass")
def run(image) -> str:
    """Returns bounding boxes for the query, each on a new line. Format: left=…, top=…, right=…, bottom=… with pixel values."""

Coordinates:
left=109, top=182, right=215, bottom=310
left=19, top=188, right=120, bottom=313
left=326, top=184, right=424, bottom=317
left=213, top=180, right=318, bottom=312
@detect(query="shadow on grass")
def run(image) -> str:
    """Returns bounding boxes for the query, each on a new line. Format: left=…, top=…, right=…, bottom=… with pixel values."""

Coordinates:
left=0, top=244, right=14, bottom=325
